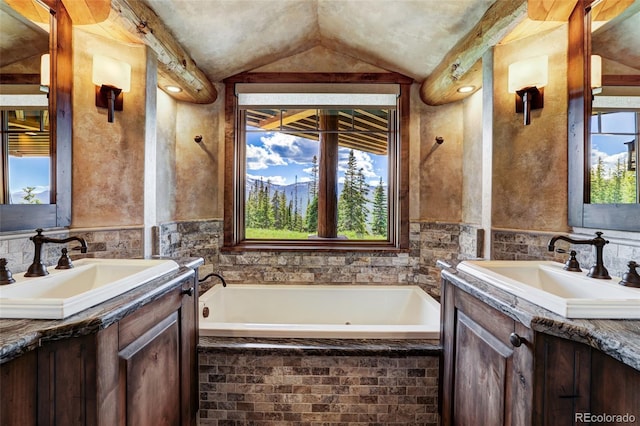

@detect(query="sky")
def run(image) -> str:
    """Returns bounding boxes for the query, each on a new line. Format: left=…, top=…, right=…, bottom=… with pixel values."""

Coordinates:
left=590, top=112, right=637, bottom=174
left=8, top=156, right=50, bottom=194
left=245, top=129, right=388, bottom=188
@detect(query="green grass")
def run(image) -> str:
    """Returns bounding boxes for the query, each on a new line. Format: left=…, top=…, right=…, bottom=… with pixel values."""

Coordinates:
left=245, top=228, right=387, bottom=240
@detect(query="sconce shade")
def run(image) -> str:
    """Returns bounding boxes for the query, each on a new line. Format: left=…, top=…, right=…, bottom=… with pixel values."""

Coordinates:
left=508, top=55, right=548, bottom=93
left=92, top=55, right=131, bottom=92
left=40, top=54, right=50, bottom=87
left=591, top=55, right=602, bottom=89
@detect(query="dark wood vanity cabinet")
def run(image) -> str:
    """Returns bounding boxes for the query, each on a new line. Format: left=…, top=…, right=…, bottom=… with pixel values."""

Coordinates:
left=0, top=273, right=198, bottom=426
left=441, top=280, right=534, bottom=426
left=441, top=278, right=640, bottom=426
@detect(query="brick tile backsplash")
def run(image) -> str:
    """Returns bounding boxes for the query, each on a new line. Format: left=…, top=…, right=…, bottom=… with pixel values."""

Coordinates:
left=198, top=351, right=439, bottom=426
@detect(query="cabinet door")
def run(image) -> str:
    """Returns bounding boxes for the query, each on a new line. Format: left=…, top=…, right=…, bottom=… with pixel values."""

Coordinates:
left=441, top=282, right=533, bottom=426
left=117, top=282, right=196, bottom=426
left=119, top=312, right=181, bottom=426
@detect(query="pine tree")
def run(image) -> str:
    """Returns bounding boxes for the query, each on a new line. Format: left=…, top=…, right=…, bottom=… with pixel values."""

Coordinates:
left=371, top=177, right=387, bottom=236
left=354, top=167, right=370, bottom=237
left=305, top=195, right=318, bottom=233
left=338, top=150, right=359, bottom=233
left=309, top=155, right=318, bottom=199
left=22, top=187, right=42, bottom=204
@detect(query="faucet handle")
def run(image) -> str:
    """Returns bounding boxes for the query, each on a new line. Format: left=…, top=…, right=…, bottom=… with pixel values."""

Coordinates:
left=619, top=261, right=640, bottom=288
left=55, top=248, right=74, bottom=270
left=562, top=250, right=582, bottom=272
left=0, top=258, right=16, bottom=285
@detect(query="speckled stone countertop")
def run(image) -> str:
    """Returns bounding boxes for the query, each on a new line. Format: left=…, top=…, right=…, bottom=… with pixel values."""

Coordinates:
left=439, top=260, right=640, bottom=372
left=199, top=336, right=441, bottom=355
left=0, top=256, right=203, bottom=365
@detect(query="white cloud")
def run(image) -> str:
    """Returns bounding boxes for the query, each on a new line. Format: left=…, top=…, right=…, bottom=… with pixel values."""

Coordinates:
left=591, top=146, right=629, bottom=175
left=260, top=133, right=318, bottom=164
left=246, top=144, right=287, bottom=170
left=247, top=173, right=288, bottom=186
left=337, top=148, right=378, bottom=178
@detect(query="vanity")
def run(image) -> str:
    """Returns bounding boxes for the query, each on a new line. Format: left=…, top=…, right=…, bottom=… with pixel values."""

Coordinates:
left=440, top=261, right=640, bottom=426
left=0, top=257, right=203, bottom=426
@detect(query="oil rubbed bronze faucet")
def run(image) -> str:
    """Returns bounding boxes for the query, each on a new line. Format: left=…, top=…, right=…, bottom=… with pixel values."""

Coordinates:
left=199, top=272, right=227, bottom=287
left=25, top=229, right=88, bottom=277
left=548, top=232, right=611, bottom=279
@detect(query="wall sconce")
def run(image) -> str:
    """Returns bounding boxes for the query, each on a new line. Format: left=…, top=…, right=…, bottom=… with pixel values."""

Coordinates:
left=92, top=55, right=131, bottom=123
left=625, top=140, right=636, bottom=171
left=40, top=54, right=49, bottom=93
left=591, top=55, right=602, bottom=93
left=508, top=55, right=548, bottom=125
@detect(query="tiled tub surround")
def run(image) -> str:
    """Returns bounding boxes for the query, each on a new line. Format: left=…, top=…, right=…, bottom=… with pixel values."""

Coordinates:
left=199, top=338, right=440, bottom=426
left=154, top=219, right=484, bottom=297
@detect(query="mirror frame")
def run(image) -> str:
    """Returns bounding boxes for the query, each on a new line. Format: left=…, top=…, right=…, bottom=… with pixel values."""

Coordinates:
left=0, top=0, right=71, bottom=232
left=567, top=1, right=640, bottom=232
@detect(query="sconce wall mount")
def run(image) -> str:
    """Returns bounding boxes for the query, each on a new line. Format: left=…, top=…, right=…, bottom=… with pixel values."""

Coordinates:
left=92, top=55, right=131, bottom=123
left=508, top=55, right=548, bottom=126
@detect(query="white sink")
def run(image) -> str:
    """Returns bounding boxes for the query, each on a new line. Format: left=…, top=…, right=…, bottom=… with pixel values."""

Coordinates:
left=457, top=260, right=640, bottom=319
left=0, top=258, right=179, bottom=319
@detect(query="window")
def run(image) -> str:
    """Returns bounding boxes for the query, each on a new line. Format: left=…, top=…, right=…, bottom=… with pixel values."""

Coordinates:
left=1, top=108, right=51, bottom=205
left=589, top=111, right=639, bottom=204
left=224, top=73, right=411, bottom=250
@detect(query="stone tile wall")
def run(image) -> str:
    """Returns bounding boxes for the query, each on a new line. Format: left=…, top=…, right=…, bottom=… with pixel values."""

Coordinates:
left=492, top=228, right=640, bottom=279
left=154, top=220, right=484, bottom=298
left=0, top=227, right=144, bottom=274
left=198, top=350, right=439, bottom=426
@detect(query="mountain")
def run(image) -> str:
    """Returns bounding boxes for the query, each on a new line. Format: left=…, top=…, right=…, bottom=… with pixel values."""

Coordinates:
left=10, top=188, right=50, bottom=204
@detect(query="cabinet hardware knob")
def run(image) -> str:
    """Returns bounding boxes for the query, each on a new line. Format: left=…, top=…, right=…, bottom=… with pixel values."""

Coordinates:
left=181, top=287, right=194, bottom=297
left=509, top=332, right=524, bottom=347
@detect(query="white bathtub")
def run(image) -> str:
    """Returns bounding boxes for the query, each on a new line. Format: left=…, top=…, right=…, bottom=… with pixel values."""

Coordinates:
left=199, top=284, right=440, bottom=339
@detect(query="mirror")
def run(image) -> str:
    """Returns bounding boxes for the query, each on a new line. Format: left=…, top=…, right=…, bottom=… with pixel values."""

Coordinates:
left=0, top=0, right=51, bottom=206
left=0, top=0, right=73, bottom=232
left=567, top=1, right=640, bottom=232
left=590, top=4, right=640, bottom=205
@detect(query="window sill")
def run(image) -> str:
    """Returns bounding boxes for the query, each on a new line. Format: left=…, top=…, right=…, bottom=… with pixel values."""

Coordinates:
left=221, top=240, right=409, bottom=253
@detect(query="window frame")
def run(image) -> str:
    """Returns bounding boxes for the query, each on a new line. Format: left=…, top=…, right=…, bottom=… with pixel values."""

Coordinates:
left=223, top=72, right=412, bottom=252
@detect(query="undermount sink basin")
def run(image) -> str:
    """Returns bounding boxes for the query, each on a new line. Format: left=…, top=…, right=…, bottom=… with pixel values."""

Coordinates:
left=457, top=260, right=640, bottom=319
left=0, top=258, right=179, bottom=320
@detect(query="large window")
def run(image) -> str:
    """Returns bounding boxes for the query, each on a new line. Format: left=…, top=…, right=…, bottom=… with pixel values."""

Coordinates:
left=224, top=74, right=411, bottom=250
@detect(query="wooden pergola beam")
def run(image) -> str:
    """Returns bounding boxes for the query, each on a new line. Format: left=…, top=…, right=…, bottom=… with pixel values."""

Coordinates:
left=420, top=0, right=528, bottom=106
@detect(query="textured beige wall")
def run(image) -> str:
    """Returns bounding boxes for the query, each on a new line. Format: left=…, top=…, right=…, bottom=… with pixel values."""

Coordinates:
left=462, top=90, right=483, bottom=225
left=418, top=101, right=464, bottom=222
left=72, top=30, right=148, bottom=228
left=491, top=25, right=569, bottom=232
left=174, top=100, right=222, bottom=220
left=156, top=89, right=178, bottom=222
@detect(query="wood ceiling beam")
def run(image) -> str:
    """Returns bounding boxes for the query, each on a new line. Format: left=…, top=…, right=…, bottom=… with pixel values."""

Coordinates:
left=258, top=109, right=317, bottom=129
left=105, top=0, right=217, bottom=104
left=420, top=0, right=528, bottom=106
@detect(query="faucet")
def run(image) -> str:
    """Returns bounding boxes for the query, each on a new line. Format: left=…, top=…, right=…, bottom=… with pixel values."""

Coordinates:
left=199, top=272, right=227, bottom=287
left=25, top=228, right=88, bottom=277
left=547, top=231, right=611, bottom=279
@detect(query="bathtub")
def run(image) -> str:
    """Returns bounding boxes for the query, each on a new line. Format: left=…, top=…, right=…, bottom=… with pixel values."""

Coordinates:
left=198, top=284, right=440, bottom=339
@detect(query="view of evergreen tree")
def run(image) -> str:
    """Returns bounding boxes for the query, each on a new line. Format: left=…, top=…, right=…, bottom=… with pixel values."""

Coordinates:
left=305, top=195, right=318, bottom=232
left=338, top=150, right=369, bottom=237
left=590, top=157, right=637, bottom=204
left=371, top=177, right=387, bottom=236
left=246, top=149, right=388, bottom=239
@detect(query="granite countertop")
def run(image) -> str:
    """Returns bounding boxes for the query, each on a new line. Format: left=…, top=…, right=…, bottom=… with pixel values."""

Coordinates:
left=0, top=256, right=204, bottom=364
left=439, top=260, right=640, bottom=372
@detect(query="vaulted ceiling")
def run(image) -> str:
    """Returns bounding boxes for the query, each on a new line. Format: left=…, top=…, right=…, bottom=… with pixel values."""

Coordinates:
left=142, top=0, right=495, bottom=83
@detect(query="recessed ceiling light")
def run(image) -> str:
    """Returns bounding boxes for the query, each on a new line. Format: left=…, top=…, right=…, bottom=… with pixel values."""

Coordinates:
left=165, top=85, right=182, bottom=93
left=457, top=86, right=475, bottom=94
